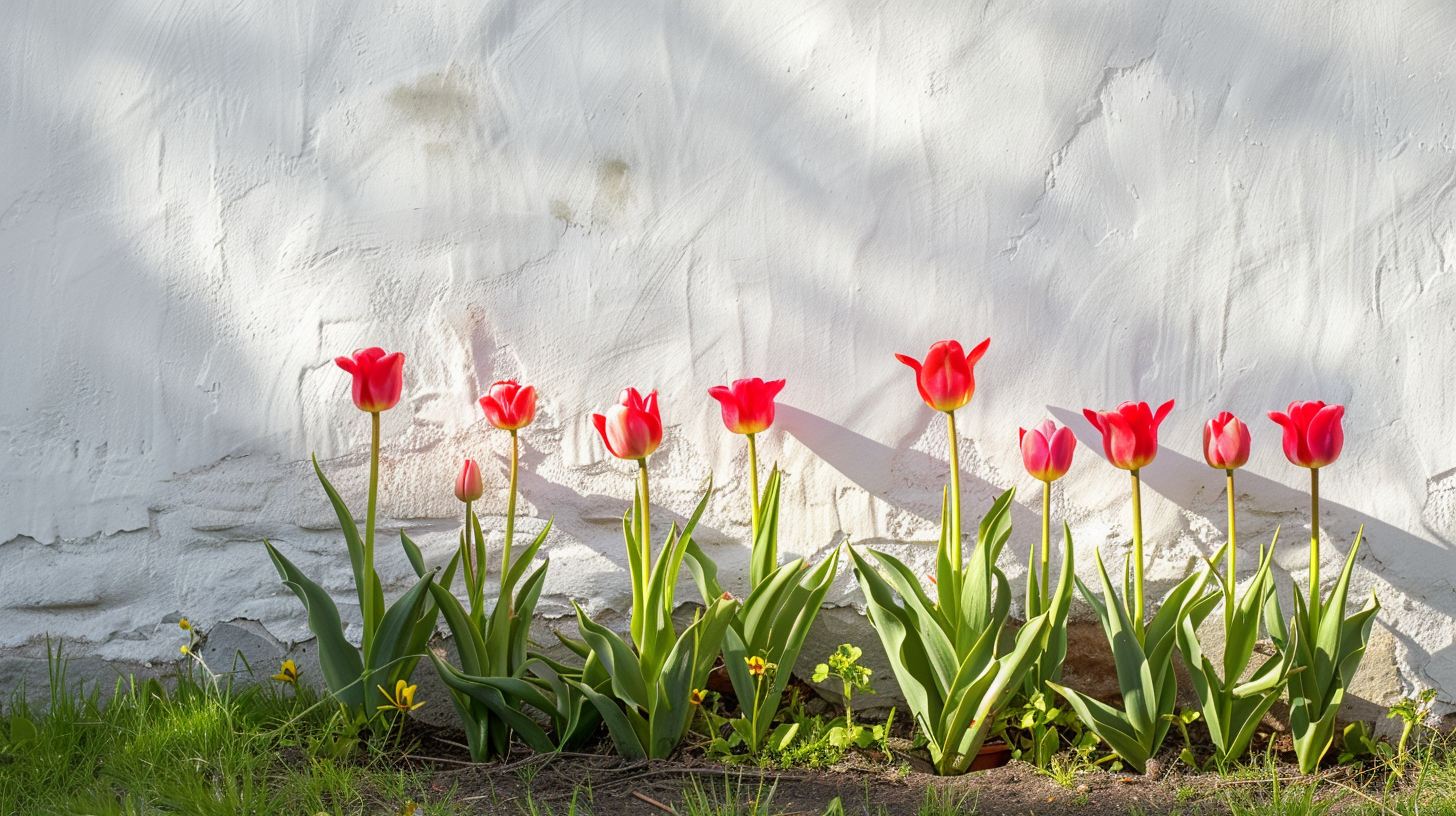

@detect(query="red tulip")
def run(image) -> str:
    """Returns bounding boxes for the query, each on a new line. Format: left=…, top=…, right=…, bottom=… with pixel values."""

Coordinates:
left=1203, top=412, right=1251, bottom=470
left=334, top=347, right=404, bottom=413
left=1083, top=400, right=1175, bottom=471
left=455, top=459, right=483, bottom=502
left=480, top=380, right=537, bottom=431
left=1020, top=419, right=1076, bottom=482
left=592, top=387, right=663, bottom=460
left=895, top=339, right=990, bottom=413
left=1268, top=401, right=1344, bottom=469
left=707, top=378, right=786, bottom=435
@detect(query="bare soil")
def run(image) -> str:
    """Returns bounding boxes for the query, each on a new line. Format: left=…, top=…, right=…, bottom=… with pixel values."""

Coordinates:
left=389, top=721, right=1363, bottom=816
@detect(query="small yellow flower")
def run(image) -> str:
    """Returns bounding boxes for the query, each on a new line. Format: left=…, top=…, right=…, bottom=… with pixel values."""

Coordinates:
left=272, top=660, right=299, bottom=684
left=689, top=688, right=706, bottom=705
left=178, top=619, right=192, bottom=631
left=377, top=679, right=425, bottom=713
left=745, top=656, right=767, bottom=676
left=180, top=645, right=190, bottom=655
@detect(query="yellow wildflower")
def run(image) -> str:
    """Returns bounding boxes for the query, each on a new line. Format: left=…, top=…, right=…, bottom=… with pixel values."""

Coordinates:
left=178, top=619, right=192, bottom=631
left=272, top=660, right=300, bottom=684
left=745, top=656, right=767, bottom=676
left=689, top=688, right=706, bottom=706
left=179, top=645, right=190, bottom=655
left=377, top=679, right=424, bottom=713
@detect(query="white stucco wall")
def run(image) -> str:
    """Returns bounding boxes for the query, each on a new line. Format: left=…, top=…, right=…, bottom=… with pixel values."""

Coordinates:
left=3, top=0, right=1455, bottom=711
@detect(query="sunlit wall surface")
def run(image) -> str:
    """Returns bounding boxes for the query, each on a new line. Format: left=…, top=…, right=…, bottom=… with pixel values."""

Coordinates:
left=2, top=0, right=1454, bottom=713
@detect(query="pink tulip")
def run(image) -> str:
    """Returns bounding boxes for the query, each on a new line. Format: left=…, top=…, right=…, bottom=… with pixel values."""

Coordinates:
left=480, top=380, right=537, bottom=431
left=895, top=339, right=990, bottom=413
left=1268, top=401, right=1344, bottom=469
left=1083, top=400, right=1175, bottom=471
left=1020, top=419, right=1076, bottom=482
left=1203, top=412, right=1251, bottom=470
left=592, top=388, right=663, bottom=460
left=335, top=347, right=405, bottom=413
left=455, top=459, right=483, bottom=503
left=707, top=378, right=786, bottom=435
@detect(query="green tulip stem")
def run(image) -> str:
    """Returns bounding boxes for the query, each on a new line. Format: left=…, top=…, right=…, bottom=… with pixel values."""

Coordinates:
left=1040, top=479, right=1051, bottom=606
left=467, top=503, right=484, bottom=617
left=638, top=458, right=652, bottom=562
left=1225, top=468, right=1236, bottom=630
left=747, top=432, right=761, bottom=542
left=1131, top=467, right=1145, bottom=639
left=363, top=410, right=381, bottom=648
left=461, top=499, right=476, bottom=589
left=946, top=410, right=962, bottom=568
left=501, top=430, right=518, bottom=592
left=1310, top=467, right=1320, bottom=620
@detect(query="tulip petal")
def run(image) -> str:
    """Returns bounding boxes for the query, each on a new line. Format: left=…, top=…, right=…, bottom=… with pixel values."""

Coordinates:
left=1048, top=426, right=1076, bottom=476
left=893, top=353, right=923, bottom=374
left=1306, top=404, right=1345, bottom=467
left=1152, top=399, right=1175, bottom=430
left=1021, top=427, right=1051, bottom=479
left=1082, top=409, right=1104, bottom=434
left=591, top=413, right=619, bottom=458
left=1268, top=410, right=1304, bottom=467
left=1103, top=410, right=1140, bottom=468
left=965, top=337, right=990, bottom=364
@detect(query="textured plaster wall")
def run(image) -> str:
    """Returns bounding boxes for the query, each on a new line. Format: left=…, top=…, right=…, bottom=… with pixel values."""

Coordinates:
left=3, top=0, right=1456, bottom=717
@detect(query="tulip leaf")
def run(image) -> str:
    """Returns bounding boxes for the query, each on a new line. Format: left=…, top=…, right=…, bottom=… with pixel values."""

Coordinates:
left=264, top=541, right=365, bottom=709
left=748, top=468, right=782, bottom=588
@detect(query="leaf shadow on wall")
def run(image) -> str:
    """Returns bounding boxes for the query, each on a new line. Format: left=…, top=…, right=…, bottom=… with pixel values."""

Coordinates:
left=774, top=404, right=1046, bottom=566
left=510, top=456, right=735, bottom=604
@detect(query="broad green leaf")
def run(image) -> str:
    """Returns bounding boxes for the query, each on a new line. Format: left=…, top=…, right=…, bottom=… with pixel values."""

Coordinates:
left=264, top=541, right=364, bottom=709
left=1048, top=682, right=1150, bottom=772
left=574, top=679, right=647, bottom=760
left=430, top=655, right=556, bottom=754
left=310, top=457, right=368, bottom=615
left=682, top=538, right=725, bottom=605
left=865, top=549, right=957, bottom=693
left=749, top=468, right=782, bottom=588
left=573, top=603, right=650, bottom=711
left=367, top=569, right=438, bottom=708
left=849, top=545, right=943, bottom=748
left=1087, top=551, right=1157, bottom=739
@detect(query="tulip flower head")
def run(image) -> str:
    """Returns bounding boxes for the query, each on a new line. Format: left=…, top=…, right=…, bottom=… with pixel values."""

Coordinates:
left=592, top=387, right=663, bottom=460
left=1203, top=412, right=1252, bottom=470
left=707, top=377, right=786, bottom=435
left=335, top=347, right=405, bottom=413
left=480, top=380, right=537, bottom=431
left=1268, top=401, right=1345, bottom=469
left=272, top=660, right=300, bottom=684
left=895, top=339, right=990, bottom=413
left=455, top=458, right=483, bottom=503
left=1083, top=400, right=1175, bottom=471
left=1020, top=419, right=1076, bottom=482
left=377, top=679, right=424, bottom=713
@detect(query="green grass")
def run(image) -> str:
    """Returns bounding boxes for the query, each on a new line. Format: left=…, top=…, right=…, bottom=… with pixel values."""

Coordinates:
left=10, top=646, right=1456, bottom=816
left=0, top=646, right=464, bottom=816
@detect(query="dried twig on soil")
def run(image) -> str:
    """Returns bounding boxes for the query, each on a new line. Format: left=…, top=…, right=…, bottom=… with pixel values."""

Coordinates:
left=402, top=753, right=478, bottom=768
left=632, top=791, right=680, bottom=815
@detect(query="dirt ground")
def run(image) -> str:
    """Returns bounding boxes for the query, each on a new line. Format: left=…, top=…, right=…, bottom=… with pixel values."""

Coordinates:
left=391, top=722, right=1368, bottom=816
